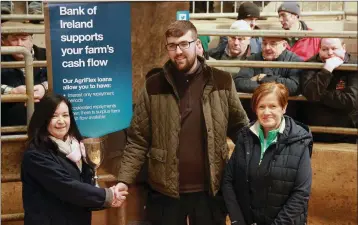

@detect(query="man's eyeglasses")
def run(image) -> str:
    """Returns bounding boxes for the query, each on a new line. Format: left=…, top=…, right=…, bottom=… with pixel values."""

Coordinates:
left=166, top=40, right=196, bottom=51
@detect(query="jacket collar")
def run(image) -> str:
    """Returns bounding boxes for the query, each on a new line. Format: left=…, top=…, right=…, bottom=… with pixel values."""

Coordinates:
left=249, top=117, right=285, bottom=139
left=299, top=20, right=309, bottom=30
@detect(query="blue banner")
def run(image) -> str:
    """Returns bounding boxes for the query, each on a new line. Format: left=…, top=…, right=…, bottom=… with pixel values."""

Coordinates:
left=48, top=2, right=132, bottom=137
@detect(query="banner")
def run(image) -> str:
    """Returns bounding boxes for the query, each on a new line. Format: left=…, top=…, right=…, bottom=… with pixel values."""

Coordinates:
left=46, top=2, right=132, bottom=137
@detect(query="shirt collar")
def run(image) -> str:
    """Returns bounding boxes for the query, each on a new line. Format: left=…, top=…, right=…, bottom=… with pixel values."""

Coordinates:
left=250, top=117, right=286, bottom=138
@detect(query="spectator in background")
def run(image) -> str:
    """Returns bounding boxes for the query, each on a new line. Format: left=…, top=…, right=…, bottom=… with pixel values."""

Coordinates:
left=234, top=36, right=302, bottom=96
left=277, top=2, right=321, bottom=61
left=196, top=38, right=210, bottom=60
left=208, top=20, right=252, bottom=76
left=209, top=20, right=251, bottom=61
left=299, top=38, right=358, bottom=143
left=208, top=2, right=262, bottom=58
left=198, top=35, right=210, bottom=52
left=1, top=21, right=48, bottom=126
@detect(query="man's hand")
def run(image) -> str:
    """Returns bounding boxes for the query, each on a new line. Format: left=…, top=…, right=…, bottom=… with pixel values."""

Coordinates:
left=34, top=84, right=46, bottom=102
left=250, top=74, right=267, bottom=82
left=110, top=182, right=129, bottom=207
left=10, top=85, right=26, bottom=94
left=323, top=56, right=344, bottom=73
left=334, top=49, right=346, bottom=60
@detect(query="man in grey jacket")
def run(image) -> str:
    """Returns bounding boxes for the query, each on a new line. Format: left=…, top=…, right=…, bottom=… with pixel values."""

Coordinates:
left=234, top=36, right=303, bottom=96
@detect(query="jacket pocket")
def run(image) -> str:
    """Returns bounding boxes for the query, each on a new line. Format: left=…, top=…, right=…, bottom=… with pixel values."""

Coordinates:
left=147, top=147, right=167, bottom=186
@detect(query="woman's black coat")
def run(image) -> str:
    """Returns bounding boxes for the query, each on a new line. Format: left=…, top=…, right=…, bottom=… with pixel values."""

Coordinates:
left=21, top=144, right=107, bottom=225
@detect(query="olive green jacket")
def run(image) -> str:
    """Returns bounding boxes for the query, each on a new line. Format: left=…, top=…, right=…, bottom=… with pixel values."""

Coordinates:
left=118, top=57, right=249, bottom=198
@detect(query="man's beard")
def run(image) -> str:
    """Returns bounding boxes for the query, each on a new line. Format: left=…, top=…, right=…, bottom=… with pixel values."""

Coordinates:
left=172, top=57, right=195, bottom=73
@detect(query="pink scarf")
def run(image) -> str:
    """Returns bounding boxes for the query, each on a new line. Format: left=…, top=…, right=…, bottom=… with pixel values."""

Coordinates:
left=49, top=136, right=86, bottom=171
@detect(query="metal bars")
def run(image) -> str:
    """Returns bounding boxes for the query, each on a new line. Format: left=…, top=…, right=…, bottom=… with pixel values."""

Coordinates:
left=206, top=60, right=358, bottom=71
left=197, top=29, right=358, bottom=38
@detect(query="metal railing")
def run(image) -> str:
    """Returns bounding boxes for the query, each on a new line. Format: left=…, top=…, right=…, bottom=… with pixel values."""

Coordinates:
left=198, top=29, right=358, bottom=38
left=1, top=60, right=47, bottom=68
left=190, top=10, right=357, bottom=19
left=1, top=1, right=349, bottom=15
left=1, top=25, right=44, bottom=34
left=3, top=10, right=354, bottom=21
left=191, top=1, right=345, bottom=13
left=206, top=60, right=358, bottom=71
left=2, top=1, right=357, bottom=22
left=190, top=1, right=356, bottom=18
left=1, top=14, right=44, bottom=21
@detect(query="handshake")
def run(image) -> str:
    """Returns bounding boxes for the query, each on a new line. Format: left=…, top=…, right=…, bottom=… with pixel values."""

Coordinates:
left=108, top=182, right=129, bottom=207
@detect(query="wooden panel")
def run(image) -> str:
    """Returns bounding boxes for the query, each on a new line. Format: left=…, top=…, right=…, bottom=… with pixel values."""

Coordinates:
left=1, top=141, right=26, bottom=176
left=308, top=143, right=357, bottom=225
left=2, top=222, right=23, bottom=225
left=1, top=182, right=23, bottom=214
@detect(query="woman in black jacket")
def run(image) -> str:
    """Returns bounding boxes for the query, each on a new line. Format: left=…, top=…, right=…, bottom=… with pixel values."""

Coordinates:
left=21, top=94, right=128, bottom=225
left=223, top=82, right=313, bottom=225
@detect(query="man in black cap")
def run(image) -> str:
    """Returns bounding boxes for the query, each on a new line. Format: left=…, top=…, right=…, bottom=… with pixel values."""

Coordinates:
left=208, top=2, right=262, bottom=58
left=277, top=1, right=321, bottom=61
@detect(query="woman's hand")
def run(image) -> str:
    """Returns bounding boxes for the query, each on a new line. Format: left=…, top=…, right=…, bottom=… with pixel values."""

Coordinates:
left=110, top=183, right=129, bottom=207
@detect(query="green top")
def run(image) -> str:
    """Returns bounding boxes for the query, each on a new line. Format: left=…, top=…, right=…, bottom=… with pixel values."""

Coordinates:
left=198, top=35, right=210, bottom=51
left=258, top=125, right=280, bottom=163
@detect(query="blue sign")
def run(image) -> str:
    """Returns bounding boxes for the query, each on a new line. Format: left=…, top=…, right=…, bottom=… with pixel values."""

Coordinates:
left=48, top=2, right=132, bottom=137
left=176, top=10, right=189, bottom=21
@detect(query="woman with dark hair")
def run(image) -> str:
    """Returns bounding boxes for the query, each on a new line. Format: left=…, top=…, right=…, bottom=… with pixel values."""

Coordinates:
left=21, top=94, right=128, bottom=225
left=223, top=83, right=313, bottom=225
